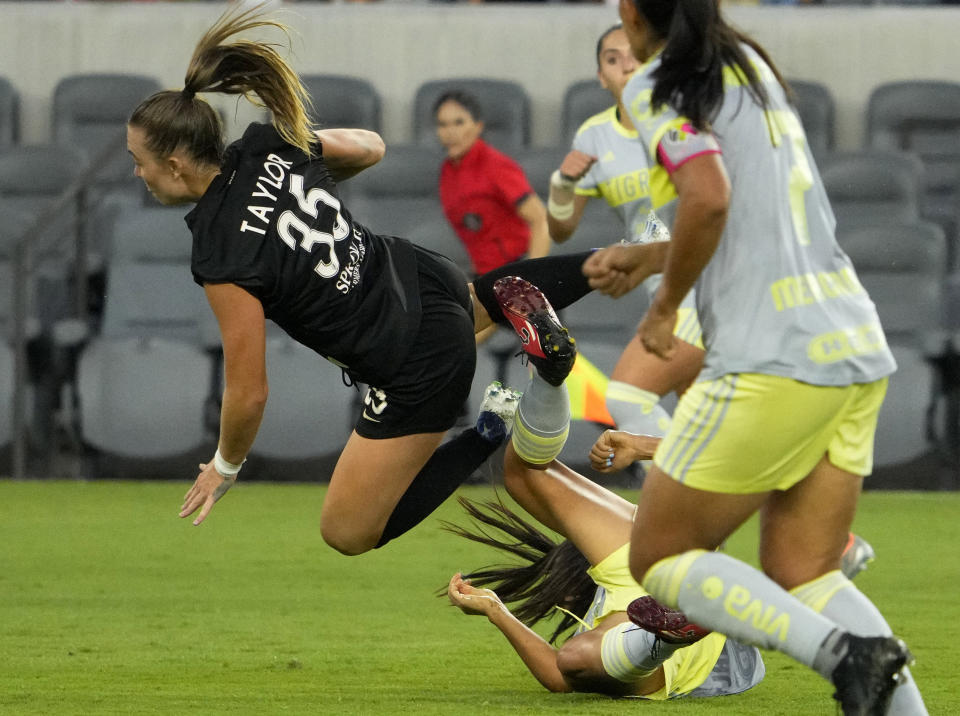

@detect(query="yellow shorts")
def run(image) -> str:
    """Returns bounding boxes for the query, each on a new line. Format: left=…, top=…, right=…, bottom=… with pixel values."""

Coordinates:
left=654, top=374, right=889, bottom=493
left=587, top=544, right=727, bottom=700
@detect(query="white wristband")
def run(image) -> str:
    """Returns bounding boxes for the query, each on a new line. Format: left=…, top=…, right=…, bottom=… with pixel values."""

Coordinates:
left=548, top=169, right=577, bottom=220
left=550, top=169, right=578, bottom=192
left=213, top=448, right=245, bottom=477
left=548, top=195, right=575, bottom=221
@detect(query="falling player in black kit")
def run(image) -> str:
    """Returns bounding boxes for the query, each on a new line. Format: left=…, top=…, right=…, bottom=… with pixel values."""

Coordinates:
left=126, top=4, right=592, bottom=554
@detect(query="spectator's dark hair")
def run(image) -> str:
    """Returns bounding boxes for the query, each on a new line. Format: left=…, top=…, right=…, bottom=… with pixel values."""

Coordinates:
left=595, top=24, right=625, bottom=69
left=631, top=0, right=789, bottom=130
left=439, top=495, right=595, bottom=645
left=129, top=2, right=315, bottom=166
left=433, top=90, right=484, bottom=123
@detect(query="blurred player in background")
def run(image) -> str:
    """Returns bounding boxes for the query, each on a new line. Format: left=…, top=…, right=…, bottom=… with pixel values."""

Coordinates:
left=547, top=24, right=703, bottom=441
left=126, top=4, right=590, bottom=555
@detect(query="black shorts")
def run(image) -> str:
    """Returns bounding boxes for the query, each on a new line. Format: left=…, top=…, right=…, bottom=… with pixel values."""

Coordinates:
left=354, top=246, right=476, bottom=440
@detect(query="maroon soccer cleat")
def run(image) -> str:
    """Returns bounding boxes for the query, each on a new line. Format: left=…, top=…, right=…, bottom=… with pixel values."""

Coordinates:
left=492, top=276, right=577, bottom=387
left=626, top=595, right=711, bottom=644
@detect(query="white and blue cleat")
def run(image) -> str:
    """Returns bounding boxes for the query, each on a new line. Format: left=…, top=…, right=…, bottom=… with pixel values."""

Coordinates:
left=476, top=381, right=522, bottom=444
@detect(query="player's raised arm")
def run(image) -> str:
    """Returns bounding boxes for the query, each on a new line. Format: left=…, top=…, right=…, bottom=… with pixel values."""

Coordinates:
left=314, top=128, right=386, bottom=181
left=546, top=150, right=595, bottom=243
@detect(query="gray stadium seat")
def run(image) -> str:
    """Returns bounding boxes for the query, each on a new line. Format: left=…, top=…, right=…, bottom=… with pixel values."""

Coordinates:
left=52, top=73, right=162, bottom=188
left=874, top=343, right=936, bottom=468
left=946, top=271, right=960, bottom=331
left=787, top=78, right=835, bottom=161
left=838, top=220, right=947, bottom=347
left=819, top=151, right=924, bottom=231
left=106, top=205, right=193, bottom=263
left=100, top=260, right=214, bottom=345
left=0, top=208, right=31, bottom=263
left=76, top=336, right=212, bottom=459
left=0, top=76, right=19, bottom=151
left=70, top=256, right=217, bottom=472
left=400, top=215, right=472, bottom=275
left=412, top=78, right=532, bottom=151
left=554, top=199, right=629, bottom=255
left=515, top=145, right=569, bottom=200
left=559, top=286, right=648, bottom=344
left=249, top=335, right=355, bottom=461
left=560, top=79, right=613, bottom=147
left=1, top=214, right=53, bottom=457
left=867, top=80, right=960, bottom=265
left=301, top=74, right=382, bottom=133
left=347, top=143, right=472, bottom=273
left=0, top=340, right=11, bottom=451
left=0, top=143, right=90, bottom=274
left=0, top=243, right=42, bottom=344
left=867, top=80, right=960, bottom=181
left=350, top=143, right=440, bottom=200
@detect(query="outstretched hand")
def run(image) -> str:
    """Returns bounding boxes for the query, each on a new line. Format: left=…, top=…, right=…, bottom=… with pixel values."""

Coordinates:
left=589, top=429, right=662, bottom=473
left=179, top=461, right=236, bottom=526
left=448, top=573, right=505, bottom=618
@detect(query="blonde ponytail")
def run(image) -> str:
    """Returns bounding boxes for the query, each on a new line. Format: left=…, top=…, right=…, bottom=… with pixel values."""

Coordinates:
left=130, top=2, right=316, bottom=165
left=184, top=2, right=316, bottom=155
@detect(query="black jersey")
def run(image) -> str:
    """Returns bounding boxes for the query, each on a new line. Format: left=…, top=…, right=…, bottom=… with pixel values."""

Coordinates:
left=187, top=123, right=422, bottom=385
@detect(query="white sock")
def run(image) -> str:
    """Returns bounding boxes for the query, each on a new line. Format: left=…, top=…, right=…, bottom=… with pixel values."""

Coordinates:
left=600, top=621, right=686, bottom=682
left=643, top=550, right=840, bottom=676
left=511, top=373, right=569, bottom=465
left=792, top=571, right=928, bottom=715
left=605, top=381, right=671, bottom=437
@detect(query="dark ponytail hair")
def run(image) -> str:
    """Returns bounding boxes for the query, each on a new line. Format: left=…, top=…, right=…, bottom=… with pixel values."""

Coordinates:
left=636, top=0, right=789, bottom=130
left=129, top=2, right=315, bottom=166
left=440, top=495, right=597, bottom=645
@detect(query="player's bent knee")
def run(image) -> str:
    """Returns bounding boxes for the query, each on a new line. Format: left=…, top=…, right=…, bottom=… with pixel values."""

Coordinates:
left=319, top=521, right=378, bottom=556
left=761, top=553, right=838, bottom=591
left=502, top=445, right=549, bottom=497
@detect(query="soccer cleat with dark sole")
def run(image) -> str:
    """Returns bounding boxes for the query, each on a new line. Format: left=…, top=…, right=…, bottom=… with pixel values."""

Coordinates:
left=626, top=595, right=711, bottom=644
left=492, top=276, right=577, bottom=387
left=830, top=634, right=912, bottom=716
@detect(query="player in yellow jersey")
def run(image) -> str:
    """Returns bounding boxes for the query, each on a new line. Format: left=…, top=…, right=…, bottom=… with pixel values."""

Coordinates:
left=445, top=422, right=879, bottom=698
left=583, top=1, right=927, bottom=714
left=447, top=432, right=762, bottom=699
left=548, top=25, right=703, bottom=442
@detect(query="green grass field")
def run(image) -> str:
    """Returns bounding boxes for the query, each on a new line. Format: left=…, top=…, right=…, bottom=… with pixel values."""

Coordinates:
left=0, top=480, right=956, bottom=715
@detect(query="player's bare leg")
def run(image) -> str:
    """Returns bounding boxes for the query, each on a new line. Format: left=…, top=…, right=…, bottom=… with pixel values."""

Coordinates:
left=320, top=430, right=446, bottom=555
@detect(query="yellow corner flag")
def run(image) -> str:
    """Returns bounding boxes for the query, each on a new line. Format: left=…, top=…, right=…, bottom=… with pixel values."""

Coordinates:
left=566, top=352, right=615, bottom=426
